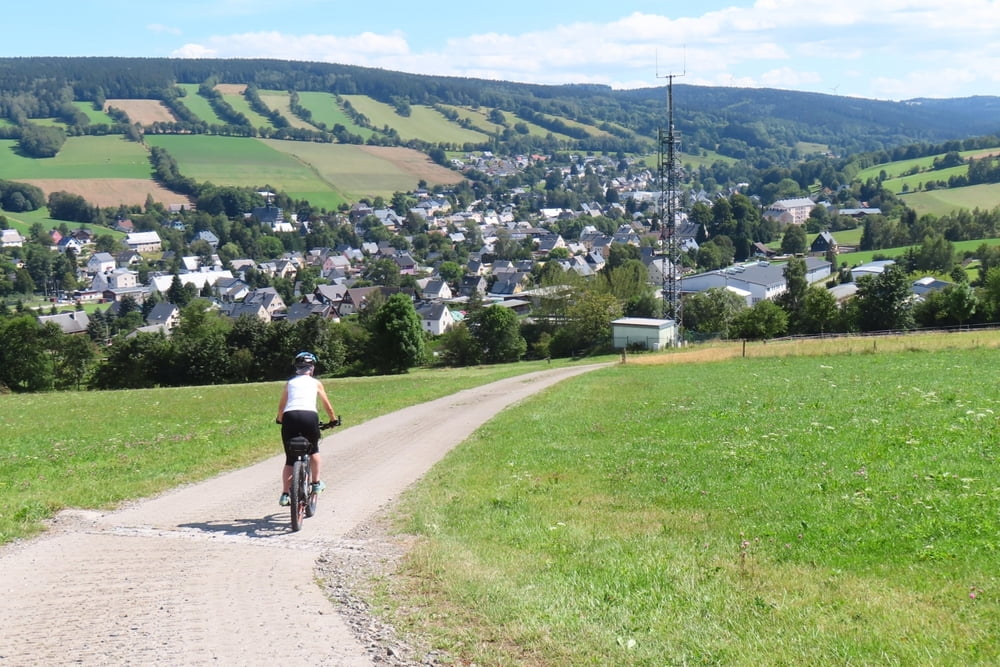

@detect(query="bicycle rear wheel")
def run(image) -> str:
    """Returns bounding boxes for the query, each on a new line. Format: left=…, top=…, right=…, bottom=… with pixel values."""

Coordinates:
left=290, top=460, right=307, bottom=531
left=304, top=460, right=317, bottom=517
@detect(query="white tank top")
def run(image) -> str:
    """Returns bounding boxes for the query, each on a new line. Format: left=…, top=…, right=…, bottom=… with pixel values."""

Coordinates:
left=283, top=374, right=320, bottom=413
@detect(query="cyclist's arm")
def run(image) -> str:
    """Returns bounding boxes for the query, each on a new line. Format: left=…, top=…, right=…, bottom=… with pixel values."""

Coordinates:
left=276, top=384, right=289, bottom=423
left=316, top=380, right=336, bottom=422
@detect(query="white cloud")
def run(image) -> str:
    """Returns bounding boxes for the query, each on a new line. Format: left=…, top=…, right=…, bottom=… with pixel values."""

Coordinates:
left=164, top=3, right=1000, bottom=99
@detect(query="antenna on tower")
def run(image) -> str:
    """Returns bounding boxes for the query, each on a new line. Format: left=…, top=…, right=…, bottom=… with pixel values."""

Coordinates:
left=656, top=53, right=685, bottom=345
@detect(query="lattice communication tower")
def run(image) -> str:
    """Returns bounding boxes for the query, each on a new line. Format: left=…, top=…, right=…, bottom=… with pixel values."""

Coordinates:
left=657, top=74, right=683, bottom=340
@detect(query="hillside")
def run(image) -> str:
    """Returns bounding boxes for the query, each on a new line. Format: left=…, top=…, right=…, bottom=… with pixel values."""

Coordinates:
left=1, top=57, right=1000, bottom=210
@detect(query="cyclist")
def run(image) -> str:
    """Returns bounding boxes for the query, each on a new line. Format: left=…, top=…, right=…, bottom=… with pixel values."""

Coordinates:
left=275, top=351, right=337, bottom=507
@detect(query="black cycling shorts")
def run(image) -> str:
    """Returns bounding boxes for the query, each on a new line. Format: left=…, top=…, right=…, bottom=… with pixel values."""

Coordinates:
left=281, top=410, right=320, bottom=465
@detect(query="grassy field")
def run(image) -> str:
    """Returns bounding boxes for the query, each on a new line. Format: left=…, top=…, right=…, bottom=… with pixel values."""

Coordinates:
left=0, top=136, right=151, bottom=179
left=144, top=133, right=331, bottom=193
left=72, top=101, right=117, bottom=125
left=837, top=236, right=1000, bottom=268
left=296, top=92, right=375, bottom=140
left=900, top=183, right=1000, bottom=217
left=175, top=83, right=227, bottom=126
left=0, top=358, right=592, bottom=545
left=856, top=147, right=1000, bottom=183
left=259, top=89, right=318, bottom=131
left=4, top=335, right=1000, bottom=663
left=342, top=95, right=487, bottom=145
left=216, top=85, right=275, bottom=130
left=385, top=333, right=1000, bottom=664
left=438, top=103, right=579, bottom=142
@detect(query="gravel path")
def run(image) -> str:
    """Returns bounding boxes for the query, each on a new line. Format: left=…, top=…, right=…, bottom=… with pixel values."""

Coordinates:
left=0, top=364, right=605, bottom=666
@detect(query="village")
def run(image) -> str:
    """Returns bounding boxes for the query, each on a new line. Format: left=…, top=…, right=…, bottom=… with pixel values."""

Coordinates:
left=2, top=152, right=924, bottom=350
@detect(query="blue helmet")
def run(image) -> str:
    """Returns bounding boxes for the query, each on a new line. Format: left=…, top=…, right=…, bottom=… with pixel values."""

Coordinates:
left=293, top=351, right=317, bottom=371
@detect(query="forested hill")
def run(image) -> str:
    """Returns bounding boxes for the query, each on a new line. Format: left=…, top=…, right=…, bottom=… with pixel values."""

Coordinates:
left=1, top=56, right=999, bottom=162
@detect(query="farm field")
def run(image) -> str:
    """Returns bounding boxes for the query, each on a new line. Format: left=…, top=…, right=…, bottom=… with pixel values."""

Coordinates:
left=105, top=99, right=177, bottom=125
left=215, top=83, right=275, bottom=130
left=175, top=83, right=227, bottom=126
left=72, top=101, right=116, bottom=125
left=837, top=236, right=1000, bottom=268
left=438, top=103, right=577, bottom=141
left=900, top=183, right=1000, bottom=216
left=259, top=89, right=317, bottom=131
left=0, top=136, right=151, bottom=179
left=856, top=146, right=1000, bottom=183
left=144, top=133, right=327, bottom=195
left=295, top=91, right=374, bottom=140
left=261, top=140, right=465, bottom=203
left=341, top=95, right=486, bottom=145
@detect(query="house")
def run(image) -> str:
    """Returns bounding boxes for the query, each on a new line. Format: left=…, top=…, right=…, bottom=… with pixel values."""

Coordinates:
left=1, top=229, right=24, bottom=248
left=286, top=301, right=336, bottom=323
left=91, top=268, right=139, bottom=291
left=224, top=302, right=270, bottom=323
left=116, top=250, right=142, bottom=267
left=752, top=242, right=777, bottom=258
left=763, top=197, right=815, bottom=225
left=537, top=234, right=567, bottom=254
left=810, top=231, right=838, bottom=254
left=314, top=284, right=348, bottom=306
left=125, top=231, right=162, bottom=252
left=911, top=276, right=951, bottom=297
left=837, top=207, right=881, bottom=218
left=851, top=260, right=895, bottom=282
left=215, top=276, right=251, bottom=302
left=416, top=302, right=455, bottom=335
left=419, top=278, right=453, bottom=301
left=251, top=204, right=293, bottom=232
left=489, top=272, right=528, bottom=297
left=459, top=275, right=488, bottom=298
left=57, top=236, right=86, bottom=254
left=149, top=270, right=234, bottom=294
left=38, top=310, right=90, bottom=335
left=612, top=317, right=677, bottom=351
left=146, top=302, right=181, bottom=330
left=244, top=287, right=286, bottom=317
left=86, top=252, right=117, bottom=275
left=194, top=230, right=220, bottom=249
left=392, top=252, right=418, bottom=275
left=339, top=286, right=382, bottom=316
left=113, top=218, right=135, bottom=233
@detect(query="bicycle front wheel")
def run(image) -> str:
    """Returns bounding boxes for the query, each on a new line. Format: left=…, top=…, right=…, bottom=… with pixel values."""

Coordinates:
left=290, top=460, right=307, bottom=531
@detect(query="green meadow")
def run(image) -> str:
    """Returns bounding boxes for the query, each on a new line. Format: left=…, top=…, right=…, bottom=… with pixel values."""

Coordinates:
left=72, top=101, right=116, bottom=125
left=0, top=135, right=151, bottom=179
left=438, top=103, right=577, bottom=142
left=0, top=359, right=580, bottom=544
left=3, top=336, right=999, bottom=663
left=856, top=147, right=1000, bottom=183
left=259, top=139, right=453, bottom=203
left=259, top=89, right=317, bottom=131
left=175, top=83, right=227, bottom=126
left=837, top=237, right=1000, bottom=268
left=900, top=183, right=1000, bottom=217
left=295, top=92, right=375, bottom=140
left=219, top=89, right=275, bottom=129
left=342, top=95, right=487, bottom=144
left=144, top=134, right=330, bottom=195
left=387, top=340, right=1000, bottom=664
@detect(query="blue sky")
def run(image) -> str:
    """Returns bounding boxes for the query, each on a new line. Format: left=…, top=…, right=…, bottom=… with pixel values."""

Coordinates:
left=6, top=1, right=1000, bottom=101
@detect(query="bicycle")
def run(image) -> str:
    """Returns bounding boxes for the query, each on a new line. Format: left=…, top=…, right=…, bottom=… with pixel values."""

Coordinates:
left=286, top=418, right=340, bottom=532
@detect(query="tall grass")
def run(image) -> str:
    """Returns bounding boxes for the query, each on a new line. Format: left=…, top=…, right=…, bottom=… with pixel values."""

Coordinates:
left=388, top=341, right=1000, bottom=664
left=0, top=360, right=576, bottom=544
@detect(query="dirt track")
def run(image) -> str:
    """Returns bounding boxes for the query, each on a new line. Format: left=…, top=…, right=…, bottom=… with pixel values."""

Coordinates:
left=0, top=364, right=605, bottom=666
